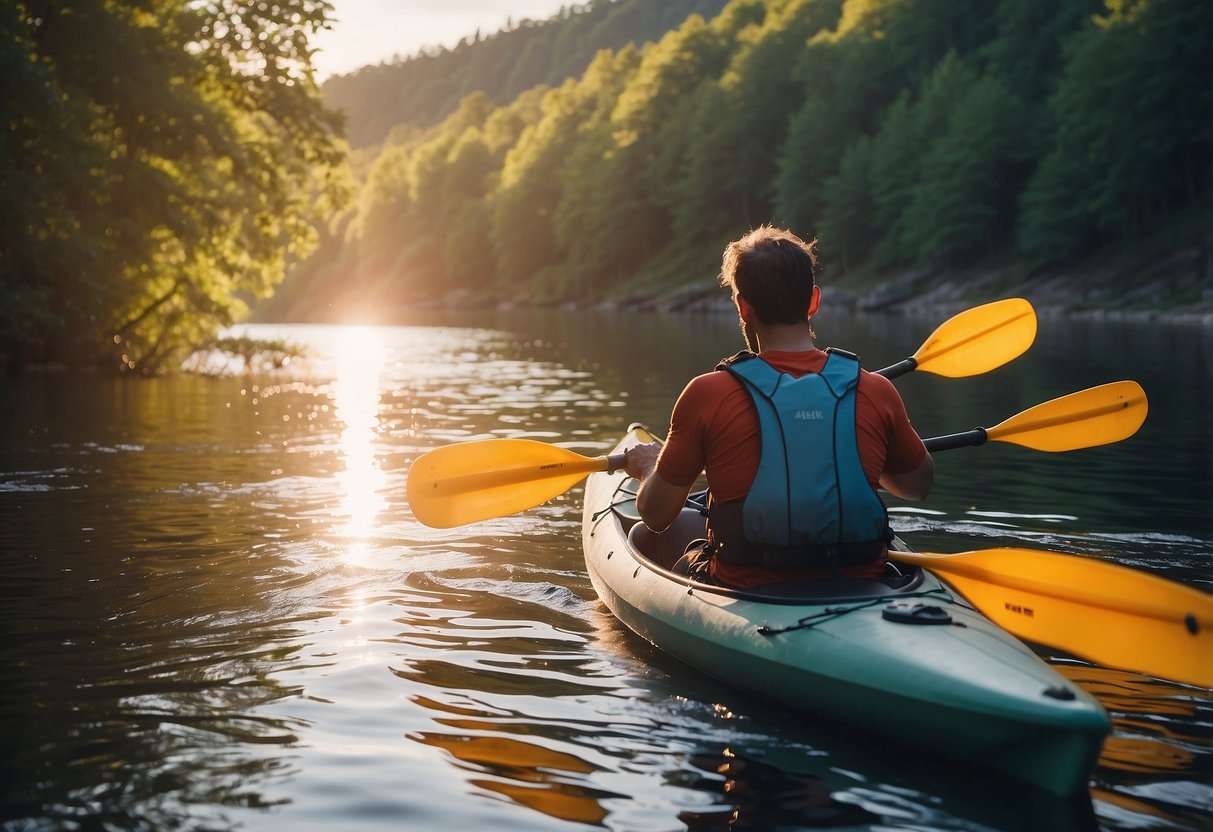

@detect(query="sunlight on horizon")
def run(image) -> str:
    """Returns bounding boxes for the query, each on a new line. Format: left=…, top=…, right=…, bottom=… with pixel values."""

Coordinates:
left=333, top=326, right=388, bottom=564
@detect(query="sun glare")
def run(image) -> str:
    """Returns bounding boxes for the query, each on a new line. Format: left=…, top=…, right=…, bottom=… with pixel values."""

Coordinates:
left=333, top=327, right=387, bottom=562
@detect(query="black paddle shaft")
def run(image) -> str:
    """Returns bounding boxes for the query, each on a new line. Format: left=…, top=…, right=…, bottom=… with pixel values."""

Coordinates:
left=924, top=428, right=989, bottom=453
left=875, top=357, right=918, bottom=380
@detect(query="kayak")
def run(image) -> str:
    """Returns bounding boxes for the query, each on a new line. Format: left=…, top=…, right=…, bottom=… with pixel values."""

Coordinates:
left=580, top=424, right=1111, bottom=797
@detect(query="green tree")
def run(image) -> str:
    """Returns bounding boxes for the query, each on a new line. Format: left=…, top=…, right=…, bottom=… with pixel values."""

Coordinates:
left=670, top=0, right=842, bottom=247
left=981, top=0, right=1103, bottom=102
left=666, top=81, right=739, bottom=242
left=612, top=14, right=732, bottom=143
left=1, top=0, right=345, bottom=371
left=553, top=127, right=666, bottom=299
left=565, top=15, right=733, bottom=297
left=775, top=0, right=999, bottom=236
left=867, top=53, right=981, bottom=266
left=355, top=145, right=413, bottom=249
left=905, top=73, right=1033, bottom=264
left=775, top=34, right=888, bottom=231
left=490, top=79, right=595, bottom=293
left=548, top=44, right=665, bottom=299
left=818, top=136, right=875, bottom=270
left=0, top=2, right=110, bottom=360
left=1019, top=0, right=1211, bottom=267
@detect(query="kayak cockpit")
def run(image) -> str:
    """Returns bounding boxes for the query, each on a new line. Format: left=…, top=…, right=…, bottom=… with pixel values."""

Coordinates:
left=611, top=501, right=926, bottom=606
left=583, top=428, right=1111, bottom=799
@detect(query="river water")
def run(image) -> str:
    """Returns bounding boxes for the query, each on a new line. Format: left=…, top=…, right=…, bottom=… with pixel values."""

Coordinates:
left=1, top=307, right=1210, bottom=831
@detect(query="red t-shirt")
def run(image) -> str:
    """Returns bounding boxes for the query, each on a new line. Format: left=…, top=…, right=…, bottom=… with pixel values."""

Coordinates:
left=656, top=349, right=926, bottom=587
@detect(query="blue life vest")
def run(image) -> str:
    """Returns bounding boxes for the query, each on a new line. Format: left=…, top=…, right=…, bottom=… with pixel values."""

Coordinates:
left=715, top=349, right=890, bottom=568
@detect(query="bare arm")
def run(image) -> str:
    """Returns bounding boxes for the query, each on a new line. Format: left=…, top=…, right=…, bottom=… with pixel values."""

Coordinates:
left=624, top=442, right=695, bottom=533
left=880, top=452, right=934, bottom=500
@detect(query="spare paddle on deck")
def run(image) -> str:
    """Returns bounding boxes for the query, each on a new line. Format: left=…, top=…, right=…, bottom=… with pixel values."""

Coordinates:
left=889, top=547, right=1213, bottom=688
left=408, top=440, right=628, bottom=528
left=924, top=380, right=1148, bottom=453
left=876, top=297, right=1036, bottom=380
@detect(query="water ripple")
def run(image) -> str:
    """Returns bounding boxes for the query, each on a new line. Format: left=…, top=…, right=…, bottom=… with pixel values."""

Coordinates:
left=2, top=316, right=1209, bottom=832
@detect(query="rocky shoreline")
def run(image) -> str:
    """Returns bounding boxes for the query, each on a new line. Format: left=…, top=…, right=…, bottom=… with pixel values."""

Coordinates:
left=579, top=252, right=1213, bottom=326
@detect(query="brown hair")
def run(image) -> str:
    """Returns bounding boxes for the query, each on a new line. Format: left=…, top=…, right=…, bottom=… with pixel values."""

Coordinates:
left=718, top=225, right=819, bottom=326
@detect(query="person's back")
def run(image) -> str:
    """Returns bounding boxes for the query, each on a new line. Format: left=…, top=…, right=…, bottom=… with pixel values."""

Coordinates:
left=658, top=348, right=926, bottom=586
left=624, top=225, right=933, bottom=587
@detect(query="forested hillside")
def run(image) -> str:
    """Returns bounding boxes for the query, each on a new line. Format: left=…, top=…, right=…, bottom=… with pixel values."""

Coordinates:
left=4, top=0, right=1207, bottom=371
left=267, top=0, right=1209, bottom=323
left=324, top=0, right=730, bottom=148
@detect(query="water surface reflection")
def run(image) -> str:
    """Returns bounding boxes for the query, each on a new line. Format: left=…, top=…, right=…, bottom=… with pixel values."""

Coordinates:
left=0, top=312, right=1209, bottom=831
left=333, top=327, right=387, bottom=564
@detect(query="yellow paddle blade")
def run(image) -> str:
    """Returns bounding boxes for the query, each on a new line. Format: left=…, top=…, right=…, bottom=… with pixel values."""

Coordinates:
left=892, top=548, right=1213, bottom=688
left=911, top=298, right=1036, bottom=378
left=407, top=439, right=611, bottom=528
left=988, top=380, right=1148, bottom=451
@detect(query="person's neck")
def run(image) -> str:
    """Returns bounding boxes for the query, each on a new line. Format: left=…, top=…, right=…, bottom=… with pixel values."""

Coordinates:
left=752, top=323, right=816, bottom=354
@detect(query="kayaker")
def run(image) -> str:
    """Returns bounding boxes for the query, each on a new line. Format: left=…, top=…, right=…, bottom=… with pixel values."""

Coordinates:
left=623, top=225, right=934, bottom=587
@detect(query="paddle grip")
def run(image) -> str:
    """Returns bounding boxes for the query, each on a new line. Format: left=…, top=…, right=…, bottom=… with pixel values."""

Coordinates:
left=924, top=428, right=988, bottom=453
left=606, top=452, right=630, bottom=473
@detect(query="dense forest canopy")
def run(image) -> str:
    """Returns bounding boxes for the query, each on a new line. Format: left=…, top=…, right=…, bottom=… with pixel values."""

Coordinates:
left=2, top=0, right=1208, bottom=370
left=1, top=0, right=346, bottom=372
left=267, top=0, right=1209, bottom=323
left=323, top=0, right=731, bottom=148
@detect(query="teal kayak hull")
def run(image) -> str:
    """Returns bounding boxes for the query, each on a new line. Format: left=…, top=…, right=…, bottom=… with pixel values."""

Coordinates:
left=581, top=427, right=1110, bottom=797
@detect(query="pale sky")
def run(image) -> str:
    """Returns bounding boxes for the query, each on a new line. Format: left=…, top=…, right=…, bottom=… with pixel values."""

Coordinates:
left=312, top=0, right=576, bottom=80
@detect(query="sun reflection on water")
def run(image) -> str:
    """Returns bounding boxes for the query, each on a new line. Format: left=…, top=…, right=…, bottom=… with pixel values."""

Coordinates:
left=333, top=327, right=388, bottom=563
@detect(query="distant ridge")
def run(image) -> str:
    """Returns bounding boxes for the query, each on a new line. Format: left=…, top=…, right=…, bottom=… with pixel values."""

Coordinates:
left=323, top=0, right=729, bottom=148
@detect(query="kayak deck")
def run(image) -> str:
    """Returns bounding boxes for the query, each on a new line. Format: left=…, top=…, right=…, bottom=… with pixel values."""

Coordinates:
left=581, top=426, right=1110, bottom=797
